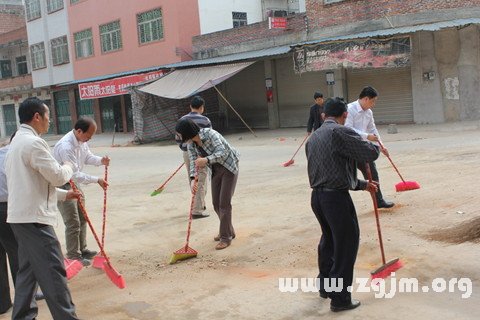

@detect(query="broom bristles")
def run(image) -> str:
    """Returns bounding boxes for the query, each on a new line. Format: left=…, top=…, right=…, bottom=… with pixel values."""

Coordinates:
left=150, top=187, right=164, bottom=196
left=64, top=258, right=83, bottom=280
left=92, top=255, right=106, bottom=269
left=395, top=181, right=420, bottom=192
left=104, top=262, right=126, bottom=289
left=371, top=258, right=403, bottom=281
left=283, top=159, right=294, bottom=167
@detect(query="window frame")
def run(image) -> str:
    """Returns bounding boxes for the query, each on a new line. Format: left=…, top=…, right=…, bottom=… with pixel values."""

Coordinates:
left=324, top=0, right=346, bottom=4
left=16, top=56, right=28, bottom=75
left=74, top=28, right=94, bottom=59
left=137, top=8, right=164, bottom=45
left=50, top=36, right=70, bottom=66
left=46, top=0, right=64, bottom=13
left=25, top=0, right=41, bottom=21
left=99, top=20, right=123, bottom=54
left=30, top=42, right=46, bottom=70
left=232, top=11, right=248, bottom=28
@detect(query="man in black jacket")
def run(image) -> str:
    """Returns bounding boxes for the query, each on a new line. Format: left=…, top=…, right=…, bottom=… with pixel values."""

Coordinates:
left=307, top=92, right=324, bottom=134
left=306, top=97, right=379, bottom=312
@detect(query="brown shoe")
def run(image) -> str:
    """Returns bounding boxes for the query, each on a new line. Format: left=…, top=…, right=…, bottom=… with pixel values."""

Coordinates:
left=214, top=234, right=236, bottom=241
left=215, top=241, right=230, bottom=250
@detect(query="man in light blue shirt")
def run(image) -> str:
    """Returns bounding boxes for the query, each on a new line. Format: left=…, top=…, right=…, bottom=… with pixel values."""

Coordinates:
left=346, top=86, right=394, bottom=208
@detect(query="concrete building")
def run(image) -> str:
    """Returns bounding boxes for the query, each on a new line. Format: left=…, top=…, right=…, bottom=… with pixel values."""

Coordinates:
left=0, top=0, right=49, bottom=139
left=180, top=0, right=480, bottom=129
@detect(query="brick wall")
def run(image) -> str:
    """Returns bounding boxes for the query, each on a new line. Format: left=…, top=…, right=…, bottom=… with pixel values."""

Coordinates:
left=0, top=26, right=26, bottom=45
left=0, top=4, right=25, bottom=34
left=192, top=13, right=307, bottom=56
left=0, top=74, right=32, bottom=92
left=306, top=0, right=480, bottom=30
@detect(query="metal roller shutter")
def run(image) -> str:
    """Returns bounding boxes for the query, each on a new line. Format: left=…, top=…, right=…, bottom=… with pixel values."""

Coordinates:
left=276, top=57, right=327, bottom=127
left=346, top=67, right=413, bottom=124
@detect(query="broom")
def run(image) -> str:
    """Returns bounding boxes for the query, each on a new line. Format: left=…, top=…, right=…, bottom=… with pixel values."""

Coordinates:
left=150, top=162, right=185, bottom=196
left=93, top=166, right=108, bottom=270
left=283, top=133, right=309, bottom=167
left=64, top=258, right=83, bottom=280
left=378, top=141, right=420, bottom=192
left=366, top=163, right=403, bottom=280
left=69, top=180, right=126, bottom=289
left=169, top=171, right=199, bottom=264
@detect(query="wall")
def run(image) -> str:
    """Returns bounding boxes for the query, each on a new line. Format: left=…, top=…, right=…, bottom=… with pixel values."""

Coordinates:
left=68, top=0, right=200, bottom=81
left=198, top=0, right=263, bottom=35
left=0, top=4, right=24, bottom=34
left=26, top=1, right=74, bottom=87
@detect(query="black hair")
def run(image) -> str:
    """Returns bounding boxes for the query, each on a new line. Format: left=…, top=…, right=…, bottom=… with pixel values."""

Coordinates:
left=190, top=96, right=205, bottom=110
left=74, top=117, right=96, bottom=132
left=323, top=97, right=347, bottom=117
left=18, top=97, right=47, bottom=124
left=9, top=130, right=16, bottom=143
left=358, top=86, right=378, bottom=99
left=313, top=92, right=323, bottom=99
left=175, top=118, right=200, bottom=143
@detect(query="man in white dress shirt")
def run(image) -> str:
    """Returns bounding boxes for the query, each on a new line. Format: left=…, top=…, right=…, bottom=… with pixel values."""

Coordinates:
left=345, top=86, right=394, bottom=208
left=53, top=117, right=110, bottom=266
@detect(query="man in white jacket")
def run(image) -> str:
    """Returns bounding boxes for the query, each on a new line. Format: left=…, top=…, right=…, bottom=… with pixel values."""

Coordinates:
left=6, top=97, right=80, bottom=320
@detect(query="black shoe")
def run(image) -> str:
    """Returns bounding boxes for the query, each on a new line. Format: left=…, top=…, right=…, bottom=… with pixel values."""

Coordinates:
left=319, top=290, right=329, bottom=299
left=377, top=200, right=394, bottom=208
left=81, top=249, right=97, bottom=259
left=70, top=257, right=91, bottom=267
left=331, top=299, right=361, bottom=312
left=35, top=291, right=45, bottom=301
left=192, top=212, right=210, bottom=219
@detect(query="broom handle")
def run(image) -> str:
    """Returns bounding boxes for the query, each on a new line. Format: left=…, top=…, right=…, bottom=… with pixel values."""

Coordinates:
left=185, top=166, right=198, bottom=249
left=366, top=163, right=386, bottom=265
left=101, top=165, right=108, bottom=248
left=154, top=162, right=185, bottom=192
left=69, top=180, right=114, bottom=268
left=290, top=134, right=309, bottom=160
left=377, top=141, right=406, bottom=183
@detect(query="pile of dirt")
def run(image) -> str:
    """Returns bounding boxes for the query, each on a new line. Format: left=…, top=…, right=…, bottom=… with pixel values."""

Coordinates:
left=428, top=216, right=480, bottom=244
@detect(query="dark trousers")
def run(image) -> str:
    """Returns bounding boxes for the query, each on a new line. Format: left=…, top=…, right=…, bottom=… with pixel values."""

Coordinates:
left=211, top=164, right=238, bottom=243
left=0, top=202, right=19, bottom=314
left=311, top=189, right=359, bottom=306
left=10, top=223, right=79, bottom=320
left=357, top=161, right=384, bottom=203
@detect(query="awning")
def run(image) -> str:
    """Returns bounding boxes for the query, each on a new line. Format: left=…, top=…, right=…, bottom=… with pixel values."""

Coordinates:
left=138, top=61, right=254, bottom=99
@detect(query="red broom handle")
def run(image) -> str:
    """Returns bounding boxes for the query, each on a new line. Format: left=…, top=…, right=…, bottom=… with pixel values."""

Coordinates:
left=101, top=166, right=108, bottom=248
left=184, top=166, right=198, bottom=249
left=290, top=134, right=309, bottom=161
left=377, top=141, right=406, bottom=183
left=153, top=162, right=185, bottom=192
left=69, top=180, right=114, bottom=268
left=366, top=163, right=386, bottom=265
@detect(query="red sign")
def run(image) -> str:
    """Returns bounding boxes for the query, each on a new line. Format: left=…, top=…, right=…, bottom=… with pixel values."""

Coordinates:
left=269, top=17, right=287, bottom=29
left=79, top=70, right=164, bottom=100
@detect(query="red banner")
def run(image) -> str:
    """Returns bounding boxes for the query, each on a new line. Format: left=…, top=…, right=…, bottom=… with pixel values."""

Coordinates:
left=269, top=17, right=287, bottom=29
left=79, top=70, right=164, bottom=100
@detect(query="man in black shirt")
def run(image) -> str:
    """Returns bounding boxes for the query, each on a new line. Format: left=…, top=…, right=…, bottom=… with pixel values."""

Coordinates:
left=307, top=92, right=324, bottom=134
left=306, top=97, right=379, bottom=312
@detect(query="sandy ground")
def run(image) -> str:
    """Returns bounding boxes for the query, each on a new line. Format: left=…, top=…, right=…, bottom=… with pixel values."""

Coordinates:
left=1, top=122, right=480, bottom=320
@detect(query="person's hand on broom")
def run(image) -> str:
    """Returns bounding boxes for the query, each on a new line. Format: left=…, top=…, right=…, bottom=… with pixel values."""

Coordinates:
left=65, top=189, right=82, bottom=201
left=365, top=180, right=379, bottom=193
left=194, top=157, right=208, bottom=168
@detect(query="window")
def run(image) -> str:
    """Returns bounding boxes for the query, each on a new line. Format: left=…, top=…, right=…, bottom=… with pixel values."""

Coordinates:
left=74, top=29, right=94, bottom=58
left=0, top=60, right=12, bottom=78
left=47, top=0, right=64, bottom=13
left=30, top=42, right=46, bottom=70
left=71, top=0, right=80, bottom=3
left=137, top=8, right=163, bottom=44
left=100, top=20, right=122, bottom=53
left=232, top=12, right=247, bottom=28
left=50, top=36, right=70, bottom=65
left=324, top=0, right=345, bottom=4
left=16, top=56, right=28, bottom=75
left=25, top=0, right=41, bottom=21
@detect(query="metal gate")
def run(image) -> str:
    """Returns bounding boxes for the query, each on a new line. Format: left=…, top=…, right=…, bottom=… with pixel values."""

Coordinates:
left=99, top=96, right=121, bottom=132
left=346, top=67, right=413, bottom=124
left=53, top=90, right=72, bottom=134
left=75, top=89, right=94, bottom=119
left=2, top=104, right=17, bottom=136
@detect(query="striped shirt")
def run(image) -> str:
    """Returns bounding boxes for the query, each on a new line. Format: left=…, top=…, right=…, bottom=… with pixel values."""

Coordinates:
left=176, top=112, right=212, bottom=151
left=306, top=119, right=379, bottom=190
left=187, top=128, right=239, bottom=177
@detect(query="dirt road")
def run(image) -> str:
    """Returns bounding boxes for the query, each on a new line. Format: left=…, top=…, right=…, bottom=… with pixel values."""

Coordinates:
left=2, top=122, right=479, bottom=319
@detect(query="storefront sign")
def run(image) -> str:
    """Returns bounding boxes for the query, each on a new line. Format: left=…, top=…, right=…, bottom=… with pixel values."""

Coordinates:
left=269, top=17, right=287, bottom=29
left=79, top=70, right=164, bottom=100
left=293, top=37, right=411, bottom=74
